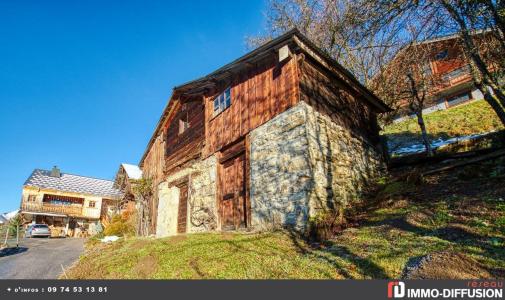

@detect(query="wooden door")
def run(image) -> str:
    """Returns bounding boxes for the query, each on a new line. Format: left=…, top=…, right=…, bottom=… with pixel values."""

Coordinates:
left=177, top=183, right=188, bottom=234
left=220, top=153, right=247, bottom=230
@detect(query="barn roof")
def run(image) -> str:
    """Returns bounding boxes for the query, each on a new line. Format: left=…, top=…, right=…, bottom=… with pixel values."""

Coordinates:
left=173, top=28, right=388, bottom=111
left=24, top=169, right=122, bottom=199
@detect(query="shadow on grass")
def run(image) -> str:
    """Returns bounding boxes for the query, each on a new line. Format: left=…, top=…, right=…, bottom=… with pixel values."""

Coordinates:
left=364, top=215, right=505, bottom=272
left=286, top=229, right=389, bottom=279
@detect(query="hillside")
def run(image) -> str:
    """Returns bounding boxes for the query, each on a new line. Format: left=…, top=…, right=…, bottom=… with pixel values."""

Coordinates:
left=65, top=156, right=505, bottom=279
left=383, top=99, right=504, bottom=154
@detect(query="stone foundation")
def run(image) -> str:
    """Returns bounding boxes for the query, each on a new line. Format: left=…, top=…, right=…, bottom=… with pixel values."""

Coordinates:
left=155, top=155, right=217, bottom=237
left=249, top=102, right=384, bottom=232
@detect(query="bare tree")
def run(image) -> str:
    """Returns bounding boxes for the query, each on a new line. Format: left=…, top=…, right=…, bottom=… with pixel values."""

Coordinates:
left=250, top=0, right=403, bottom=88
left=363, top=0, right=505, bottom=126
left=253, top=0, right=505, bottom=136
left=438, top=1, right=505, bottom=112
left=375, top=38, right=445, bottom=155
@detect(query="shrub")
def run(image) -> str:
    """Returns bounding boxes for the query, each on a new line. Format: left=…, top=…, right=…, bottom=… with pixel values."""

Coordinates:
left=103, top=211, right=135, bottom=237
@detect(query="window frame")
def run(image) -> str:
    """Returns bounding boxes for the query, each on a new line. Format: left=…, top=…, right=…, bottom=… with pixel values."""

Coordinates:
left=446, top=91, right=472, bottom=108
left=178, top=117, right=190, bottom=135
left=177, top=109, right=191, bottom=136
left=212, top=87, right=232, bottom=117
left=88, top=201, right=96, bottom=208
left=435, top=49, right=448, bottom=61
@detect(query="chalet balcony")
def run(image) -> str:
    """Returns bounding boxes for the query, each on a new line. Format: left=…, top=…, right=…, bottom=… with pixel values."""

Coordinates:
left=441, top=65, right=471, bottom=84
left=21, top=201, right=84, bottom=217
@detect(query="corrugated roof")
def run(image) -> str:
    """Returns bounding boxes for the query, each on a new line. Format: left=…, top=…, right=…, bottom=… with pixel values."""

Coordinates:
left=24, top=169, right=122, bottom=198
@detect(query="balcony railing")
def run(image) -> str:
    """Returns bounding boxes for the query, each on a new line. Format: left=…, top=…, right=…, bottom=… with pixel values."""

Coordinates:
left=21, top=202, right=83, bottom=217
left=442, top=65, right=470, bottom=82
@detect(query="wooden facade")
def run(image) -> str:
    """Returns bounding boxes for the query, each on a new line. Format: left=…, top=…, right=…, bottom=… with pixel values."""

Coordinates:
left=139, top=29, right=389, bottom=235
left=386, top=30, right=502, bottom=116
left=164, top=98, right=205, bottom=172
left=203, top=57, right=299, bottom=157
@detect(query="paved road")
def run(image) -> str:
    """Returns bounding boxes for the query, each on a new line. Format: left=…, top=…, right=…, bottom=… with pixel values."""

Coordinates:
left=0, top=238, right=85, bottom=279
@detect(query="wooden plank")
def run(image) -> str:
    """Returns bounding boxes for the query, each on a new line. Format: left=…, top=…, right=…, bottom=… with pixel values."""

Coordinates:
left=219, top=138, right=246, bottom=163
left=200, top=57, right=301, bottom=158
left=422, top=148, right=505, bottom=176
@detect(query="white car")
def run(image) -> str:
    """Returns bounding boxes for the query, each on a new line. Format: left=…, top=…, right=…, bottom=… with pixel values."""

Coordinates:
left=25, top=224, right=51, bottom=238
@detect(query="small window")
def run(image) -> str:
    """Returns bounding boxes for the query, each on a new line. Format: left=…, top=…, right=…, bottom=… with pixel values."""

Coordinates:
left=213, top=87, right=232, bottom=116
left=447, top=92, right=472, bottom=107
left=88, top=201, right=96, bottom=208
left=28, top=195, right=36, bottom=202
left=179, top=116, right=190, bottom=135
left=435, top=49, right=448, bottom=60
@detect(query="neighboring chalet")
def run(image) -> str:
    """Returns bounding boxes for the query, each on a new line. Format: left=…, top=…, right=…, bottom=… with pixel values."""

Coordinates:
left=140, top=29, right=390, bottom=237
left=20, top=166, right=121, bottom=237
left=389, top=30, right=503, bottom=121
left=113, top=163, right=143, bottom=214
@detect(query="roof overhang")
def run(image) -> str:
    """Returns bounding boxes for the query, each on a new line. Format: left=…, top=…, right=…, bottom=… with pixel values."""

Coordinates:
left=21, top=211, right=68, bottom=218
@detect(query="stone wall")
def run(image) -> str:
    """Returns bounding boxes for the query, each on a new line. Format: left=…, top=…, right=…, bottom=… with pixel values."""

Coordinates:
left=305, top=102, right=384, bottom=216
left=249, top=101, right=384, bottom=232
left=155, top=155, right=217, bottom=237
left=249, top=104, right=312, bottom=232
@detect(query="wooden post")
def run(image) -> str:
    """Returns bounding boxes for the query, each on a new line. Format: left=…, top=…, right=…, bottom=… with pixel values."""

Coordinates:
left=16, top=223, right=19, bottom=248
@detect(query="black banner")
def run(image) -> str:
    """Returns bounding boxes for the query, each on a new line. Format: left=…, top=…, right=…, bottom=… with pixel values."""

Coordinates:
left=0, top=280, right=503, bottom=300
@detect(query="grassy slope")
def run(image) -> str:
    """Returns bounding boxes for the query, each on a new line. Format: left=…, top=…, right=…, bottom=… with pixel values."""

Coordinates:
left=66, top=232, right=343, bottom=279
left=66, top=158, right=505, bottom=279
left=383, top=99, right=504, bottom=149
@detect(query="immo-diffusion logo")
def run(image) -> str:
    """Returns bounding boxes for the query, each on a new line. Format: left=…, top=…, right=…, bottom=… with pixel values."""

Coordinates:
left=387, top=281, right=503, bottom=299
left=388, top=281, right=405, bottom=298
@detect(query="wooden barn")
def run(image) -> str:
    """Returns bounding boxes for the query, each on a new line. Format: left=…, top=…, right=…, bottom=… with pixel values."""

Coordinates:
left=140, top=29, right=390, bottom=237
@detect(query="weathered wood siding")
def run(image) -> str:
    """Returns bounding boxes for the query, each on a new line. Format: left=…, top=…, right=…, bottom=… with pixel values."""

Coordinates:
left=142, top=134, right=166, bottom=187
left=141, top=132, right=165, bottom=233
left=299, top=57, right=381, bottom=146
left=202, top=57, right=299, bottom=157
left=164, top=99, right=205, bottom=174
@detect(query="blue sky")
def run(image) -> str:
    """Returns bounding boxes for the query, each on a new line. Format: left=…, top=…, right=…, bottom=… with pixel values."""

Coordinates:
left=0, top=0, right=266, bottom=212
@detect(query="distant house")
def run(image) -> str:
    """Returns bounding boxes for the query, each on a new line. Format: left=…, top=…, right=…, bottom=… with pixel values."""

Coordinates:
left=388, top=30, right=503, bottom=122
left=113, top=163, right=143, bottom=214
left=20, top=166, right=121, bottom=237
left=140, top=29, right=390, bottom=237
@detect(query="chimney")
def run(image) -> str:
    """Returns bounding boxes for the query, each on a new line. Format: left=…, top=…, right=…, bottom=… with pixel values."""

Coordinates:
left=51, top=166, right=61, bottom=178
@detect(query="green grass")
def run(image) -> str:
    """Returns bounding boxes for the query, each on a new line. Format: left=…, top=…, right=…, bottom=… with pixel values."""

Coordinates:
left=383, top=99, right=504, bottom=151
left=67, top=232, right=344, bottom=279
left=67, top=195, right=505, bottom=279
left=384, top=99, right=504, bottom=137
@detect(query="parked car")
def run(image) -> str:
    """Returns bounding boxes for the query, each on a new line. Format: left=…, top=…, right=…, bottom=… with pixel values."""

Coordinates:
left=25, top=224, right=51, bottom=238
